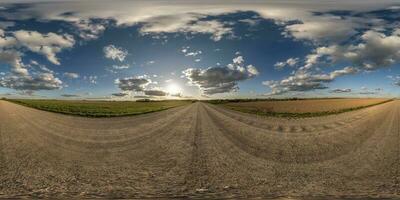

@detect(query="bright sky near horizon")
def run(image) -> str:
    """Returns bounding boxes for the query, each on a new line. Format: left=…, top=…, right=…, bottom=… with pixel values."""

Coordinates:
left=0, top=0, right=399, bottom=100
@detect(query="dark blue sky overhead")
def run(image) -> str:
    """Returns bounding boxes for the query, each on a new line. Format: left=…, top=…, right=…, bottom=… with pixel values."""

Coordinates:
left=0, top=0, right=399, bottom=99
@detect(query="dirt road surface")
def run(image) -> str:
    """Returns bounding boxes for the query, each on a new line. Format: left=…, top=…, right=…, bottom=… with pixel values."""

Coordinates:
left=0, top=100, right=399, bottom=199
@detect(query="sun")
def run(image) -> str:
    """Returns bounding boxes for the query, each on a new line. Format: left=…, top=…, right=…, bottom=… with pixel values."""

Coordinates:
left=166, top=83, right=182, bottom=95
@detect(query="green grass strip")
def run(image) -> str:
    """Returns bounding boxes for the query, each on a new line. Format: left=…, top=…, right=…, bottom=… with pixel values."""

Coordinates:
left=5, top=99, right=191, bottom=118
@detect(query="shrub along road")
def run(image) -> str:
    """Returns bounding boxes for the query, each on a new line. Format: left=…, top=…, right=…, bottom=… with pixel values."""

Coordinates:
left=0, top=100, right=399, bottom=199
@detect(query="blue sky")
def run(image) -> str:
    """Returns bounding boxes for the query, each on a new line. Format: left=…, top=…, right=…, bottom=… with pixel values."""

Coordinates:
left=0, top=0, right=399, bottom=99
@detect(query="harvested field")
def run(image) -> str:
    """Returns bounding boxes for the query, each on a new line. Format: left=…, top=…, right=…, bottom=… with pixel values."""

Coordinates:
left=223, top=98, right=392, bottom=117
left=6, top=99, right=192, bottom=117
left=0, top=99, right=399, bottom=199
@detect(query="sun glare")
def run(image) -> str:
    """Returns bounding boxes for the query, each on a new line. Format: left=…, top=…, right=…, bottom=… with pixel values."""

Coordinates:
left=166, top=83, right=182, bottom=95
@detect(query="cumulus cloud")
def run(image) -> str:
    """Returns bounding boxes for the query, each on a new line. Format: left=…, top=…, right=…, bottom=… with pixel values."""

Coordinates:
left=73, top=19, right=106, bottom=40
left=0, top=49, right=63, bottom=93
left=182, top=55, right=259, bottom=95
left=111, top=92, right=128, bottom=97
left=0, top=29, right=73, bottom=93
left=111, top=64, right=130, bottom=70
left=63, top=72, right=79, bottom=79
left=330, top=88, right=352, bottom=93
left=144, top=90, right=167, bottom=96
left=13, top=30, right=75, bottom=65
left=103, top=45, right=128, bottom=62
left=115, top=76, right=150, bottom=92
left=389, top=75, right=400, bottom=86
left=83, top=75, right=97, bottom=84
left=304, top=29, right=400, bottom=71
left=264, top=28, right=400, bottom=95
left=182, top=46, right=202, bottom=57
left=285, top=17, right=359, bottom=44
left=0, top=72, right=62, bottom=91
left=140, top=14, right=233, bottom=41
left=274, top=57, right=299, bottom=69
left=0, top=1, right=396, bottom=47
left=263, top=66, right=358, bottom=95
left=1, top=1, right=399, bottom=96
left=0, top=50, right=27, bottom=76
left=61, top=94, right=80, bottom=97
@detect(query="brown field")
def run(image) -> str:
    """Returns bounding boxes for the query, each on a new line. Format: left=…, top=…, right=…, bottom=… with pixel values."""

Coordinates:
left=0, top=99, right=399, bottom=199
left=223, top=98, right=391, bottom=114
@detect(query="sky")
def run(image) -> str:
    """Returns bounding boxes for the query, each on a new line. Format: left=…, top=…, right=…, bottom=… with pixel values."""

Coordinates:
left=0, top=0, right=399, bottom=100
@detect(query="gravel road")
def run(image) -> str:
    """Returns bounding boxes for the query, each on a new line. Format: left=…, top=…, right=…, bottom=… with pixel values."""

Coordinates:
left=0, top=100, right=399, bottom=199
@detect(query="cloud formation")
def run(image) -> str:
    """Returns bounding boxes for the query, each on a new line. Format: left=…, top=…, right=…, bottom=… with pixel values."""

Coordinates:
left=115, top=76, right=150, bottom=92
left=103, top=45, right=128, bottom=62
left=183, top=55, right=259, bottom=95
left=0, top=1, right=399, bottom=97
left=61, top=94, right=80, bottom=97
left=0, top=29, right=74, bottom=93
left=140, top=14, right=233, bottom=41
left=144, top=90, right=167, bottom=96
left=304, top=30, right=400, bottom=71
left=264, top=28, right=400, bottom=95
left=13, top=30, right=75, bottom=65
left=63, top=72, right=79, bottom=79
left=330, top=88, right=352, bottom=93
left=0, top=72, right=62, bottom=91
left=111, top=92, right=128, bottom=97
left=274, top=57, right=299, bottom=69
left=263, top=66, right=358, bottom=95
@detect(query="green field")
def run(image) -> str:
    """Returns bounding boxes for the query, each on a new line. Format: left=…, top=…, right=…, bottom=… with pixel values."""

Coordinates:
left=6, top=99, right=192, bottom=117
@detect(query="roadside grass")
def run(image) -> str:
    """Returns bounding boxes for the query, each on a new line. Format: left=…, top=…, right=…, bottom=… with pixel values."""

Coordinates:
left=6, top=99, right=192, bottom=117
left=220, top=99, right=394, bottom=118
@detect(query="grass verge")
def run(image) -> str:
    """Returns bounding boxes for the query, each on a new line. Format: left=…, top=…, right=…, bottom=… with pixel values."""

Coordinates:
left=221, top=99, right=394, bottom=118
left=5, top=99, right=192, bottom=117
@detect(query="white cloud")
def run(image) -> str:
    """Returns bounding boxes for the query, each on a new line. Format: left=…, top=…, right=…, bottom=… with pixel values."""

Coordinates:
left=146, top=60, right=155, bottom=65
left=115, top=76, right=151, bottom=92
left=247, top=64, right=259, bottom=76
left=183, top=55, right=258, bottom=95
left=0, top=30, right=73, bottom=92
left=63, top=72, right=79, bottom=79
left=13, top=30, right=75, bottom=65
left=103, top=45, right=128, bottom=62
left=73, top=19, right=106, bottom=40
left=388, top=75, right=400, bottom=86
left=83, top=75, right=97, bottom=84
left=303, top=29, right=400, bottom=71
left=274, top=57, right=299, bottom=69
left=233, top=55, right=244, bottom=64
left=330, top=88, right=352, bottom=93
left=144, top=90, right=167, bottom=96
left=0, top=72, right=62, bottom=91
left=112, top=64, right=130, bottom=70
left=0, top=50, right=27, bottom=76
left=114, top=76, right=169, bottom=97
left=141, top=14, right=232, bottom=41
left=285, top=17, right=359, bottom=43
left=61, top=94, right=80, bottom=97
left=263, top=66, right=358, bottom=95
left=112, top=92, right=129, bottom=97
left=186, top=50, right=202, bottom=57
left=0, top=1, right=395, bottom=47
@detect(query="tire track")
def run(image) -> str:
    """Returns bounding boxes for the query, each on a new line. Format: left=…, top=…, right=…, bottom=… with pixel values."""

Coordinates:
left=184, top=103, right=210, bottom=192
left=202, top=102, right=390, bottom=163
